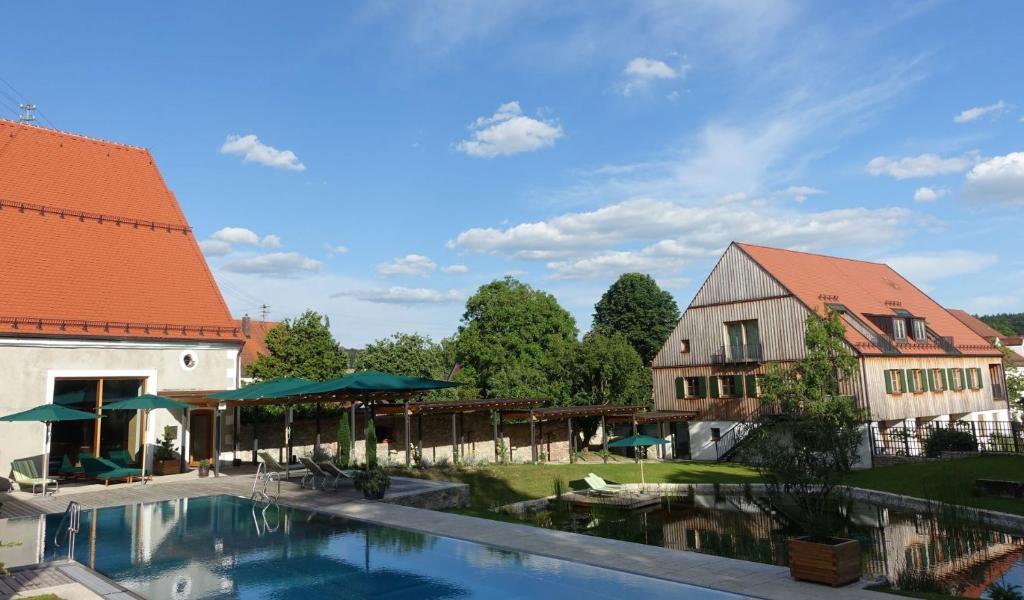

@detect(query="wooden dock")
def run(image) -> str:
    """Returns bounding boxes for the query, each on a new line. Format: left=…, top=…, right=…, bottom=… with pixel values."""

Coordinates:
left=559, top=491, right=662, bottom=510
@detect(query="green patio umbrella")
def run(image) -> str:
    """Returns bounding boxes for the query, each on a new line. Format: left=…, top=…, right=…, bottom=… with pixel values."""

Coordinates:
left=607, top=434, right=669, bottom=485
left=0, top=404, right=103, bottom=493
left=207, top=377, right=315, bottom=401
left=278, top=370, right=460, bottom=398
left=101, top=394, right=191, bottom=481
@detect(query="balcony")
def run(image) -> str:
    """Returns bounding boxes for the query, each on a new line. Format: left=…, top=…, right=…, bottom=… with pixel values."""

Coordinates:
left=711, top=343, right=763, bottom=365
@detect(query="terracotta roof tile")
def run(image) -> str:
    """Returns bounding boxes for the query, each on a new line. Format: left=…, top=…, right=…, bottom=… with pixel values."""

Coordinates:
left=946, top=308, right=1005, bottom=340
left=0, top=120, right=240, bottom=342
left=236, top=319, right=279, bottom=369
left=735, top=242, right=999, bottom=357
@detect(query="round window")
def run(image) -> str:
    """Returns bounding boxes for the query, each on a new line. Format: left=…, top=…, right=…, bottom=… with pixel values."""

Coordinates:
left=180, top=351, right=198, bottom=371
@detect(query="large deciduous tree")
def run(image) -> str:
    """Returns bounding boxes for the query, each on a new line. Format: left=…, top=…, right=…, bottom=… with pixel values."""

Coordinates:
left=593, top=273, right=679, bottom=364
left=357, top=332, right=458, bottom=400
left=572, top=331, right=650, bottom=408
left=455, top=277, right=578, bottom=404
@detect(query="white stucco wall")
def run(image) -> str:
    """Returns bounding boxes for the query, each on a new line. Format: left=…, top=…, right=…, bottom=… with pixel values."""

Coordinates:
left=688, top=420, right=738, bottom=461
left=0, top=337, right=240, bottom=484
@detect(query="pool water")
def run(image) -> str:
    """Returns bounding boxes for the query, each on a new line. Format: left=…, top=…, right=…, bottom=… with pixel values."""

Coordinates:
left=31, top=495, right=741, bottom=599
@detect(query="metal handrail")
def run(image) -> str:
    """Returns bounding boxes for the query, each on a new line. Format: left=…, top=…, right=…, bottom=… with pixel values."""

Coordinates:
left=711, top=343, right=764, bottom=364
left=53, top=501, right=82, bottom=560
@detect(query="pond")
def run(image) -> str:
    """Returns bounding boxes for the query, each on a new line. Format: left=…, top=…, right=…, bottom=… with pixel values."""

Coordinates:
left=520, top=492, right=1024, bottom=598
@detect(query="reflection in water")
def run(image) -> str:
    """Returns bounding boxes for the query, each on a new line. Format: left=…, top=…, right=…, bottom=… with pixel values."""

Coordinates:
left=22, top=495, right=737, bottom=600
left=532, top=494, right=1024, bottom=598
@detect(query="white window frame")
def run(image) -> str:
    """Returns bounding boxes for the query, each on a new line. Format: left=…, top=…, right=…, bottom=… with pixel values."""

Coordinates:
left=912, top=319, right=927, bottom=341
left=931, top=369, right=946, bottom=392
left=684, top=377, right=700, bottom=398
left=911, top=369, right=926, bottom=393
left=893, top=318, right=907, bottom=340
left=889, top=369, right=903, bottom=394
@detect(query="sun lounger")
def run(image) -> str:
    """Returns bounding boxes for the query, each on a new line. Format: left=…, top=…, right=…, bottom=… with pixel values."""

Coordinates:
left=318, top=462, right=357, bottom=490
left=59, top=455, right=85, bottom=477
left=257, top=451, right=302, bottom=479
left=11, top=458, right=58, bottom=494
left=80, top=456, right=143, bottom=487
left=298, top=457, right=331, bottom=490
left=584, top=473, right=628, bottom=496
left=107, top=449, right=135, bottom=468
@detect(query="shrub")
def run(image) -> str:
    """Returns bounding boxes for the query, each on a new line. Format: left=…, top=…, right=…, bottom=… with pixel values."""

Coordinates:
left=154, top=426, right=178, bottom=461
left=336, top=413, right=351, bottom=467
left=354, top=466, right=390, bottom=499
left=366, top=420, right=378, bottom=468
left=924, top=427, right=977, bottom=457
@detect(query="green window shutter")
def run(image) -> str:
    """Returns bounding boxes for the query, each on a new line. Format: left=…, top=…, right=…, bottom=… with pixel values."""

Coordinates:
left=697, top=376, right=708, bottom=398
left=710, top=376, right=720, bottom=398
left=884, top=370, right=893, bottom=394
left=733, top=375, right=744, bottom=396
left=905, top=369, right=914, bottom=392
left=899, top=370, right=909, bottom=393
left=943, top=369, right=951, bottom=390
left=974, top=368, right=984, bottom=390
left=745, top=375, right=757, bottom=398
left=927, top=369, right=935, bottom=392
left=675, top=377, right=686, bottom=399
left=960, top=368, right=967, bottom=390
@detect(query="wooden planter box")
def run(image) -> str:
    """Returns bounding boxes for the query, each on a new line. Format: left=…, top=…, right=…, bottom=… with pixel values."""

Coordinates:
left=153, top=460, right=180, bottom=476
left=788, top=537, right=861, bottom=586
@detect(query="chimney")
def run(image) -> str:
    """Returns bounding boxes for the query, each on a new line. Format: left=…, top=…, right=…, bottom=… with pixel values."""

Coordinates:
left=241, top=315, right=251, bottom=338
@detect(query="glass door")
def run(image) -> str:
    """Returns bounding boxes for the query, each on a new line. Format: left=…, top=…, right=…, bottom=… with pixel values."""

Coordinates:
left=726, top=322, right=744, bottom=359
left=189, top=411, right=214, bottom=464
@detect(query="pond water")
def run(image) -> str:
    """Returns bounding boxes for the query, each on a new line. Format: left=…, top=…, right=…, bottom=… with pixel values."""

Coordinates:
left=525, top=493, right=1024, bottom=598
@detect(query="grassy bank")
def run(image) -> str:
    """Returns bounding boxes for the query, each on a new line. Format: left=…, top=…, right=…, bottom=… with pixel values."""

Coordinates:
left=844, top=455, right=1024, bottom=515
left=400, top=461, right=760, bottom=509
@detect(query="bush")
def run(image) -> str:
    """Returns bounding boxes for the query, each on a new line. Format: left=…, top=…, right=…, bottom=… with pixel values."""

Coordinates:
left=354, top=466, right=390, bottom=499
left=337, top=413, right=351, bottom=467
left=366, top=420, right=378, bottom=468
left=924, top=427, right=977, bottom=457
left=154, top=426, right=178, bottom=461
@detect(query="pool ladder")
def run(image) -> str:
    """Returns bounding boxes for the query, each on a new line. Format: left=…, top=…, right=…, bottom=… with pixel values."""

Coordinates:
left=54, top=501, right=82, bottom=561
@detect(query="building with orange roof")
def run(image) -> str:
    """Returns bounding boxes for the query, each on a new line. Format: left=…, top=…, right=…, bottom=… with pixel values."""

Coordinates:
left=652, top=242, right=1011, bottom=463
left=236, top=316, right=280, bottom=378
left=0, top=119, right=243, bottom=483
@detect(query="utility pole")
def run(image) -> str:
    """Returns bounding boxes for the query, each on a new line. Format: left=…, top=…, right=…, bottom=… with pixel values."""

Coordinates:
left=258, top=304, right=270, bottom=321
left=18, top=103, right=36, bottom=124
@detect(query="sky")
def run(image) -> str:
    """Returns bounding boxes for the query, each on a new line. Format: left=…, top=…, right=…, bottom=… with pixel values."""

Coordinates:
left=2, top=1, right=1023, bottom=347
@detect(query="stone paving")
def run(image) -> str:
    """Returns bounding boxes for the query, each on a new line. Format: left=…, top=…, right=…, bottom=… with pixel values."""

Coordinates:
left=0, top=469, right=885, bottom=600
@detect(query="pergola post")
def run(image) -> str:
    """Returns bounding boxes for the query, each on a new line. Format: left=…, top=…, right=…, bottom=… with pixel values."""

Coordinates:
left=214, top=408, right=222, bottom=477
left=404, top=400, right=411, bottom=468
left=601, top=415, right=608, bottom=464
left=418, top=414, right=424, bottom=462
left=451, top=412, right=459, bottom=464
left=349, top=401, right=357, bottom=462
left=492, top=410, right=499, bottom=463
left=530, top=409, right=537, bottom=464
left=567, top=417, right=574, bottom=464
left=286, top=406, right=294, bottom=465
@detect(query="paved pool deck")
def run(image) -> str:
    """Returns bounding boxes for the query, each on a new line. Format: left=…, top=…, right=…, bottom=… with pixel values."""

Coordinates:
left=0, top=471, right=883, bottom=600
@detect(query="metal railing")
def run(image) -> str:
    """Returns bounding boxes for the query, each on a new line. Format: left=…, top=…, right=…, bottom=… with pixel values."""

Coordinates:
left=714, top=421, right=756, bottom=461
left=53, top=501, right=82, bottom=561
left=711, top=343, right=763, bottom=364
left=870, top=420, right=1023, bottom=457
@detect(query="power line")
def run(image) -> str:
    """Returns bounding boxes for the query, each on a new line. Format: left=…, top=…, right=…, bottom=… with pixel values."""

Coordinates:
left=0, top=76, right=55, bottom=128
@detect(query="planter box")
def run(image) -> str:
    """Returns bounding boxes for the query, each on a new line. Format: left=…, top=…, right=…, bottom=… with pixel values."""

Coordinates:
left=153, top=460, right=180, bottom=476
left=788, top=537, right=861, bottom=587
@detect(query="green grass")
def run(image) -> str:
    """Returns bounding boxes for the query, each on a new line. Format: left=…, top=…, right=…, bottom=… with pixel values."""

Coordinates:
left=845, top=455, right=1024, bottom=515
left=399, top=461, right=760, bottom=509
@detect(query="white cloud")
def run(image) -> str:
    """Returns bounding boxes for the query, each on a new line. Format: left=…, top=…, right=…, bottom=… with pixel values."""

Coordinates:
left=962, top=152, right=1024, bottom=205
left=198, top=239, right=232, bottom=257
left=326, top=244, right=349, bottom=255
left=781, top=185, right=825, bottom=203
left=221, top=252, right=321, bottom=277
left=884, top=251, right=997, bottom=284
left=451, top=198, right=915, bottom=278
left=220, top=134, right=306, bottom=171
left=442, top=264, right=469, bottom=273
left=332, top=287, right=465, bottom=304
left=913, top=186, right=947, bottom=203
left=866, top=153, right=975, bottom=179
left=376, top=254, right=437, bottom=277
left=456, top=101, right=563, bottom=158
left=212, top=227, right=261, bottom=245
left=953, top=100, right=1009, bottom=124
left=624, top=57, right=680, bottom=80
left=260, top=234, right=282, bottom=249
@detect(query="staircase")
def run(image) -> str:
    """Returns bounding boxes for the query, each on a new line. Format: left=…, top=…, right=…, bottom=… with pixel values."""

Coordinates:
left=714, top=422, right=757, bottom=461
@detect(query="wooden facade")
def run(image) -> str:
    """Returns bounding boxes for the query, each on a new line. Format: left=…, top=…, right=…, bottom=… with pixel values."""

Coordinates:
left=859, top=356, right=1005, bottom=422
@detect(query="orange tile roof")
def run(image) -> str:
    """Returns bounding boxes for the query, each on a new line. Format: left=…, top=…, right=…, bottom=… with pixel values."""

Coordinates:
left=236, top=318, right=279, bottom=370
left=735, top=242, right=999, bottom=357
left=946, top=308, right=1004, bottom=340
left=0, top=120, right=241, bottom=342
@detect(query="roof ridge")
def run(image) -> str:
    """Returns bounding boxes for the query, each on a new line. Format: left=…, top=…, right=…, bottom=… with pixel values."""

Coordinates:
left=735, top=241, right=886, bottom=266
left=0, top=118, right=149, bottom=152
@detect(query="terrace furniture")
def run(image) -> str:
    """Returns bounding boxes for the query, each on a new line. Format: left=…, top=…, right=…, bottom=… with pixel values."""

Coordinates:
left=59, top=455, right=85, bottom=477
left=298, top=457, right=331, bottom=490
left=584, top=473, right=628, bottom=496
left=80, top=456, right=143, bottom=487
left=11, top=458, right=58, bottom=494
left=319, top=462, right=357, bottom=490
left=258, top=451, right=302, bottom=480
left=107, top=449, right=135, bottom=468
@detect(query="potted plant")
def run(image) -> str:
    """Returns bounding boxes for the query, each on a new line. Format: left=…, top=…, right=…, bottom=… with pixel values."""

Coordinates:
left=197, top=459, right=212, bottom=478
left=354, top=466, right=390, bottom=500
left=741, top=312, right=866, bottom=587
left=153, top=426, right=181, bottom=476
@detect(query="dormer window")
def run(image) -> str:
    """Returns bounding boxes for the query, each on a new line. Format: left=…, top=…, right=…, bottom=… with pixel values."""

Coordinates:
left=911, top=318, right=927, bottom=341
left=892, top=317, right=907, bottom=340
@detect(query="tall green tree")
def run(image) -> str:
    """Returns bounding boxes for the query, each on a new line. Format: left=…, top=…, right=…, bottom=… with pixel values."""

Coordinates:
left=455, top=277, right=578, bottom=404
left=572, top=331, right=650, bottom=407
left=593, top=273, right=679, bottom=364
left=336, top=413, right=351, bottom=467
left=365, top=419, right=378, bottom=467
left=356, top=332, right=458, bottom=399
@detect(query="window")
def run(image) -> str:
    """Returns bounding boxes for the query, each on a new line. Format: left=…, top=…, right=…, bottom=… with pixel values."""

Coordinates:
left=892, top=318, right=907, bottom=340
left=723, top=319, right=761, bottom=360
left=180, top=350, right=198, bottom=371
left=720, top=375, right=739, bottom=397
left=710, top=427, right=722, bottom=442
left=886, top=369, right=904, bottom=394
left=910, top=369, right=926, bottom=393
left=685, top=377, right=701, bottom=398
left=930, top=369, right=946, bottom=392
left=912, top=319, right=927, bottom=341
left=950, top=368, right=964, bottom=390
left=680, top=339, right=691, bottom=354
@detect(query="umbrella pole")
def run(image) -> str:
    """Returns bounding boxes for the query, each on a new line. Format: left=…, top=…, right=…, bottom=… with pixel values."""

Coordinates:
left=140, top=409, right=149, bottom=484
left=42, top=421, right=52, bottom=495
left=640, top=455, right=645, bottom=486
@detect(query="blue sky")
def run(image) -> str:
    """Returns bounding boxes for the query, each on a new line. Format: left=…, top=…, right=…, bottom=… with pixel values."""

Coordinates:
left=3, top=2, right=1022, bottom=346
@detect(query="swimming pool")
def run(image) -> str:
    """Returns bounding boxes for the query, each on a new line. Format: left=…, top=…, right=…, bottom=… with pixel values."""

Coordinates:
left=32, top=495, right=744, bottom=599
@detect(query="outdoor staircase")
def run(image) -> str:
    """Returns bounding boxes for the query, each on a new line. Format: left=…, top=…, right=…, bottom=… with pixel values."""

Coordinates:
left=714, top=421, right=757, bottom=462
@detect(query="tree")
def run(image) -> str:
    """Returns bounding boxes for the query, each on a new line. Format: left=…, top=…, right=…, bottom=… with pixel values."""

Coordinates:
left=455, top=277, right=578, bottom=404
left=740, top=311, right=866, bottom=539
left=593, top=273, right=679, bottom=364
left=365, top=419, right=378, bottom=468
left=356, top=332, right=457, bottom=400
left=336, top=413, right=351, bottom=467
left=570, top=330, right=651, bottom=447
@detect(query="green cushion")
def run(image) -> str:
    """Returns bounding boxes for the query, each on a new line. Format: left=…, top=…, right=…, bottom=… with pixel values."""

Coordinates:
left=94, top=468, right=143, bottom=481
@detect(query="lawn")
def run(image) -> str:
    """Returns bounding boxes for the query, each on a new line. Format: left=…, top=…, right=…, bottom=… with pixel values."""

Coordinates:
left=400, top=461, right=760, bottom=509
left=844, top=455, right=1024, bottom=515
